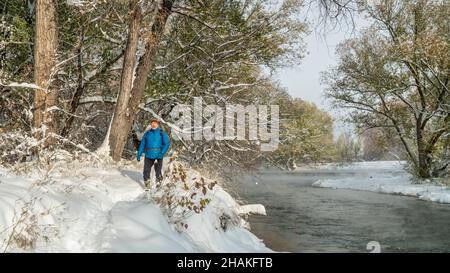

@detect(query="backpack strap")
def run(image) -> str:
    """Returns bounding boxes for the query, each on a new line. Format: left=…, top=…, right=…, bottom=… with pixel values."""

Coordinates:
left=143, top=130, right=149, bottom=143
left=142, top=130, right=149, bottom=142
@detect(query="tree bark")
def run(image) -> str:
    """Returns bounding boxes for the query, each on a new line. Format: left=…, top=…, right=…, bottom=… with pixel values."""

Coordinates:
left=34, top=0, right=58, bottom=147
left=109, top=0, right=142, bottom=161
left=109, top=0, right=174, bottom=161
left=416, top=128, right=431, bottom=178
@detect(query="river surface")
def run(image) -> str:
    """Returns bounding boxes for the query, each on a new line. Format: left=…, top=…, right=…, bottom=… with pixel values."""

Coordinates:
left=232, top=169, right=450, bottom=253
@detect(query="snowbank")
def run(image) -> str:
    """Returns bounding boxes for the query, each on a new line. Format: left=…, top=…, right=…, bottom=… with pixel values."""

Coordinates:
left=312, top=161, right=450, bottom=204
left=0, top=156, right=270, bottom=252
left=296, top=160, right=406, bottom=171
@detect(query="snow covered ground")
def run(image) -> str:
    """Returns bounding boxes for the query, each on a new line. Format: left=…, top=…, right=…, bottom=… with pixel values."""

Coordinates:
left=0, top=155, right=270, bottom=252
left=310, top=161, right=450, bottom=204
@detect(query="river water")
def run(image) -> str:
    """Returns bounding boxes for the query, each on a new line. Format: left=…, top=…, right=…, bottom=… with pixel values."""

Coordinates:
left=232, top=169, right=450, bottom=253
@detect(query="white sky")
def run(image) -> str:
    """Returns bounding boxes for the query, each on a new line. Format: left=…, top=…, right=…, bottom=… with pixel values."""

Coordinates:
left=274, top=8, right=369, bottom=137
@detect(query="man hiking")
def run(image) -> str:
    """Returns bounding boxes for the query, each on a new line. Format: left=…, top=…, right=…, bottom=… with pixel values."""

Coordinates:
left=137, top=118, right=170, bottom=190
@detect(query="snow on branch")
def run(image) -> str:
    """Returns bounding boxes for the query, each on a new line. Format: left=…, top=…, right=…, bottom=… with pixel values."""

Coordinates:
left=78, top=96, right=192, bottom=135
left=66, top=0, right=85, bottom=7
left=99, top=27, right=123, bottom=45
left=215, top=83, right=257, bottom=91
left=79, top=96, right=117, bottom=104
left=0, top=80, right=42, bottom=90
left=138, top=104, right=192, bottom=135
left=154, top=51, right=192, bottom=70
left=48, top=133, right=99, bottom=158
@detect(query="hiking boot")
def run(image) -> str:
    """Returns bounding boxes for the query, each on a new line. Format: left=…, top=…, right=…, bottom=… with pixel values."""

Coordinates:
left=144, top=179, right=151, bottom=190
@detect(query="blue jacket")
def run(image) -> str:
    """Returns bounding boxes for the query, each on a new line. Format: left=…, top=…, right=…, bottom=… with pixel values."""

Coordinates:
left=137, top=128, right=170, bottom=160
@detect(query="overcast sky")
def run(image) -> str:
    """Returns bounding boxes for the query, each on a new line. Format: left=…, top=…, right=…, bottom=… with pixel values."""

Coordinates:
left=274, top=8, right=369, bottom=136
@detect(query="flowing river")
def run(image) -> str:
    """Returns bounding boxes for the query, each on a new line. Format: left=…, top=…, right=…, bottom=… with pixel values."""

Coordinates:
left=232, top=169, right=450, bottom=253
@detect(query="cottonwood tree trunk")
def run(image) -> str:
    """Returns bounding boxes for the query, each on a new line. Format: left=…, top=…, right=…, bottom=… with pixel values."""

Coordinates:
left=109, top=0, right=174, bottom=161
left=109, top=0, right=142, bottom=161
left=34, top=0, right=58, bottom=147
left=416, top=132, right=431, bottom=178
left=416, top=114, right=450, bottom=178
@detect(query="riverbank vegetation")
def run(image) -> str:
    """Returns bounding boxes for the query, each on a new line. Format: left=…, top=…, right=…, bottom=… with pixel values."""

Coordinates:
left=0, top=0, right=448, bottom=180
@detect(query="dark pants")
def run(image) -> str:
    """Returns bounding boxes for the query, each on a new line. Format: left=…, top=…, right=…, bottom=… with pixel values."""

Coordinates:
left=143, top=157, right=163, bottom=181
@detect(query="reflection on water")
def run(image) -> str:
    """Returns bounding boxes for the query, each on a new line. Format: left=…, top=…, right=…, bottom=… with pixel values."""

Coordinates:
left=233, top=170, right=450, bottom=253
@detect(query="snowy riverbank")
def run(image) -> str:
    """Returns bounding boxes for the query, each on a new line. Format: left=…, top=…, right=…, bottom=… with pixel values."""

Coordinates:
left=0, top=155, right=270, bottom=252
left=308, top=161, right=450, bottom=204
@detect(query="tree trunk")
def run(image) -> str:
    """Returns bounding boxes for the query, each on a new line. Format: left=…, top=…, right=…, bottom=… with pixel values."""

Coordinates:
left=109, top=0, right=174, bottom=161
left=109, top=0, right=142, bottom=161
left=416, top=126, right=432, bottom=178
left=125, top=0, right=174, bottom=130
left=417, top=148, right=432, bottom=178
left=34, top=0, right=58, bottom=147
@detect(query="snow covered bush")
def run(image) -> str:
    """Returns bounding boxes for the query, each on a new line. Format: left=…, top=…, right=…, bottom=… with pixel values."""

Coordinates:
left=0, top=130, right=106, bottom=178
left=152, top=159, right=243, bottom=232
left=0, top=131, right=37, bottom=166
